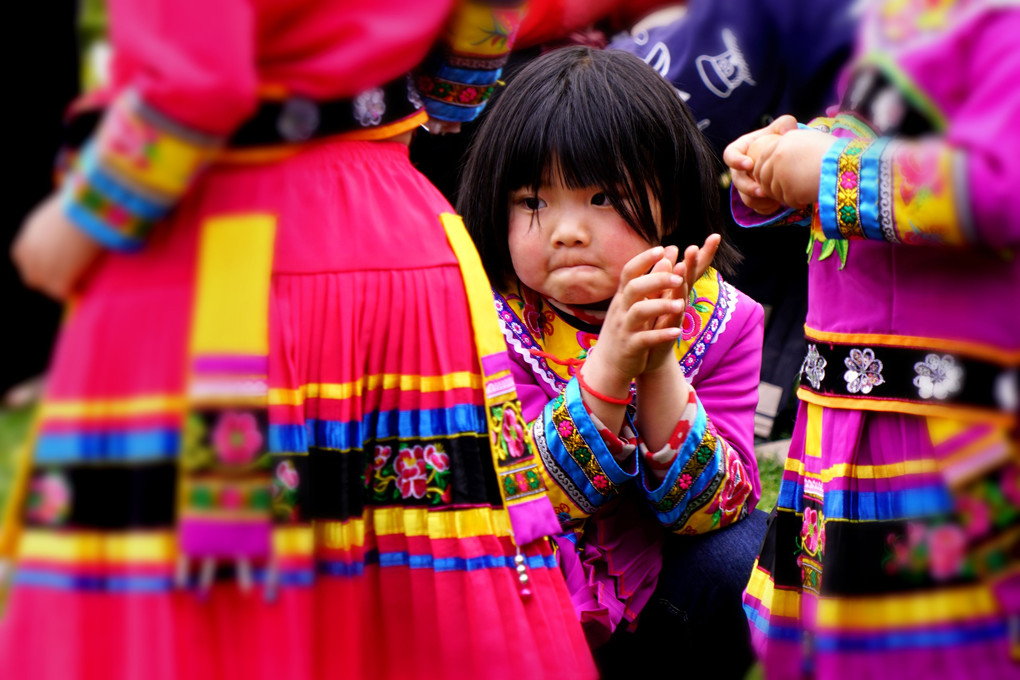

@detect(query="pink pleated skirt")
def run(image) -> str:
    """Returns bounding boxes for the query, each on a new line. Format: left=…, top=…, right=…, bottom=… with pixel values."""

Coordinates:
left=0, top=140, right=597, bottom=679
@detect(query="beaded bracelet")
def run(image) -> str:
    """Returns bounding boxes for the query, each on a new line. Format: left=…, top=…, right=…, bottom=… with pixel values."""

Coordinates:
left=576, top=370, right=632, bottom=405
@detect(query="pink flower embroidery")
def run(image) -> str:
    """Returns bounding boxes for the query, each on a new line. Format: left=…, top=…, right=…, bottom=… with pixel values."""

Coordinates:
left=956, top=494, right=991, bottom=539
left=681, top=308, right=703, bottom=340
left=839, top=170, right=858, bottom=190
left=395, top=446, right=428, bottom=499
left=276, top=460, right=299, bottom=490
left=458, top=87, right=478, bottom=103
left=212, top=411, right=263, bottom=465
left=677, top=473, right=693, bottom=490
left=928, top=525, right=966, bottom=581
left=220, top=486, right=243, bottom=510
left=27, top=473, right=71, bottom=525
left=557, top=419, right=574, bottom=439
left=515, top=472, right=529, bottom=492
left=591, top=474, right=611, bottom=494
left=718, top=456, right=753, bottom=516
left=424, top=444, right=450, bottom=472
left=801, top=507, right=821, bottom=555
left=373, top=445, right=392, bottom=469
left=503, top=408, right=526, bottom=459
left=1002, top=465, right=1020, bottom=508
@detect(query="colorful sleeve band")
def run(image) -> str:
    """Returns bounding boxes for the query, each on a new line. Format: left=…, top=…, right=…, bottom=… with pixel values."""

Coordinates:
left=534, top=379, right=638, bottom=517
left=640, top=397, right=754, bottom=533
left=416, top=0, right=526, bottom=123
left=61, top=91, right=222, bottom=251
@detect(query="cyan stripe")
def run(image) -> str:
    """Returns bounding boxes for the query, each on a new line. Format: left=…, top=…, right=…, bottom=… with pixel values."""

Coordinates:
left=269, top=404, right=487, bottom=453
left=564, top=378, right=636, bottom=487
left=743, top=602, right=802, bottom=642
left=857, top=137, right=888, bottom=240
left=79, top=143, right=170, bottom=220
left=434, top=65, right=503, bottom=85
left=655, top=435, right=722, bottom=527
left=35, top=429, right=179, bottom=463
left=63, top=188, right=145, bottom=252
left=774, top=482, right=953, bottom=520
left=423, top=99, right=486, bottom=123
left=543, top=388, right=609, bottom=508
left=818, top=137, right=851, bottom=239
left=816, top=621, right=1008, bottom=652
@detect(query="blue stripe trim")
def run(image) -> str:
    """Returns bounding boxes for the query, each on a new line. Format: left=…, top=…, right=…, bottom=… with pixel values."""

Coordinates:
left=818, top=137, right=851, bottom=240
left=62, top=185, right=145, bottom=252
left=434, top=65, right=503, bottom=85
left=542, top=398, right=607, bottom=508
left=656, top=436, right=722, bottom=527
left=318, top=550, right=557, bottom=576
left=564, top=379, right=636, bottom=487
left=857, top=137, right=888, bottom=240
left=642, top=402, right=707, bottom=504
left=424, top=99, right=487, bottom=123
left=79, top=144, right=170, bottom=220
left=268, top=404, right=487, bottom=453
left=13, top=567, right=314, bottom=592
left=775, top=483, right=953, bottom=520
left=35, top=429, right=180, bottom=463
left=816, top=621, right=1008, bottom=652
left=743, top=602, right=802, bottom=642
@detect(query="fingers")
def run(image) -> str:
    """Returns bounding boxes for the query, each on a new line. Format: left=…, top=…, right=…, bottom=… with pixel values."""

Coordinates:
left=619, top=246, right=666, bottom=288
left=768, top=114, right=799, bottom=135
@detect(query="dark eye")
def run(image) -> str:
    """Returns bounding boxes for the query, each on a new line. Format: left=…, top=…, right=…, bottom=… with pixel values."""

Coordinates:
left=591, top=192, right=611, bottom=207
left=521, top=196, right=546, bottom=210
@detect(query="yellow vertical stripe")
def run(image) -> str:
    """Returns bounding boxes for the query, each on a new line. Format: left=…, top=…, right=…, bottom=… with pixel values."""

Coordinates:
left=190, top=214, right=276, bottom=355
left=805, top=403, right=823, bottom=458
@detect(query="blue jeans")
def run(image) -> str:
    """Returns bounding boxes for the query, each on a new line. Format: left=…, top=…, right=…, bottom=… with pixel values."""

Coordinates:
left=593, top=509, right=770, bottom=679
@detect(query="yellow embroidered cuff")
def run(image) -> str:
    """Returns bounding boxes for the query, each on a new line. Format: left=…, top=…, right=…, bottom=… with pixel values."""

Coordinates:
left=62, top=92, right=222, bottom=251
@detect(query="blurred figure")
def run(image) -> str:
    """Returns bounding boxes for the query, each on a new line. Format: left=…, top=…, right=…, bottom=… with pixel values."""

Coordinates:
left=0, top=2, right=598, bottom=679
left=726, top=2, right=1020, bottom=678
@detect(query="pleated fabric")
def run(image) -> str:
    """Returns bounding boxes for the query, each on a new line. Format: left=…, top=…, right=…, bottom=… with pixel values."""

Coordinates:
left=0, top=140, right=596, bottom=679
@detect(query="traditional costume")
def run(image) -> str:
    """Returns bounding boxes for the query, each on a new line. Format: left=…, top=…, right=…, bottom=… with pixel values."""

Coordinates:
left=493, top=267, right=764, bottom=644
left=734, top=2, right=1020, bottom=678
left=0, top=2, right=597, bottom=679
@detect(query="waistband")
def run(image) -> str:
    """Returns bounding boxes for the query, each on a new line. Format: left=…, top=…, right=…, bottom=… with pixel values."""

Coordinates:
left=797, top=328, right=1018, bottom=425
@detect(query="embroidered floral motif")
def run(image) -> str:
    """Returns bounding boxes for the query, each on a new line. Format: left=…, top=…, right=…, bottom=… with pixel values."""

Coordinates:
left=834, top=138, right=870, bottom=239
left=843, top=348, right=885, bottom=394
left=714, top=454, right=752, bottom=525
left=654, top=429, right=718, bottom=513
left=370, top=443, right=452, bottom=505
left=796, top=505, right=825, bottom=592
left=417, top=77, right=495, bottom=107
left=505, top=288, right=555, bottom=338
left=27, top=472, right=72, bottom=525
left=551, top=395, right=617, bottom=498
left=801, top=343, right=827, bottom=390
left=808, top=212, right=849, bottom=269
left=490, top=401, right=530, bottom=465
left=212, top=411, right=263, bottom=465
left=913, top=353, right=964, bottom=400
left=353, top=88, right=386, bottom=127
left=883, top=521, right=971, bottom=583
left=271, top=459, right=300, bottom=521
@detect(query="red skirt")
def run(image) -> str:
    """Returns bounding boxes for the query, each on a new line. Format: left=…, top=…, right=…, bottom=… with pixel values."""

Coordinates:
left=0, top=140, right=596, bottom=679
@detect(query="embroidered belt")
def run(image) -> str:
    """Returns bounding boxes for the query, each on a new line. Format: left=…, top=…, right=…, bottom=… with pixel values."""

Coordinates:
left=63, top=75, right=425, bottom=151
left=797, top=337, right=1018, bottom=422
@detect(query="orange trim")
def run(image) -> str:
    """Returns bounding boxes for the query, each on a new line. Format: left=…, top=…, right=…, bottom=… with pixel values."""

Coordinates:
left=803, top=325, right=1020, bottom=365
left=218, top=111, right=428, bottom=165
left=797, top=388, right=1016, bottom=427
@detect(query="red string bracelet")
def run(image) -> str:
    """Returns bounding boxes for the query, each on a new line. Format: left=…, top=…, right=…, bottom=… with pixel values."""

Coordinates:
left=576, top=370, right=632, bottom=405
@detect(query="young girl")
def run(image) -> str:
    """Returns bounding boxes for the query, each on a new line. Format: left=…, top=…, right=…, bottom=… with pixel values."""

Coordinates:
left=725, top=2, right=1019, bottom=678
left=460, top=46, right=769, bottom=677
left=0, top=3, right=598, bottom=679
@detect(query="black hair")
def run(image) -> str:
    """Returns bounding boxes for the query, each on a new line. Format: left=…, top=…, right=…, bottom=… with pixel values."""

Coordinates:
left=458, top=46, right=739, bottom=287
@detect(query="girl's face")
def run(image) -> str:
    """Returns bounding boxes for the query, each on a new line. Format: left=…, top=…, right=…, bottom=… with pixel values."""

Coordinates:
left=508, top=180, right=659, bottom=307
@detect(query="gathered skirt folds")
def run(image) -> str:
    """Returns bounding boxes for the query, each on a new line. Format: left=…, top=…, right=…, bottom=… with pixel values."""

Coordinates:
left=743, top=401, right=1019, bottom=679
left=0, top=140, right=597, bottom=680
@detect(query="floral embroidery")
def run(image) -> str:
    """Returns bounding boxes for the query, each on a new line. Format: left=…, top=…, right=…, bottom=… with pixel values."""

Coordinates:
left=796, top=505, right=825, bottom=592
left=490, top=402, right=530, bottom=465
left=211, top=411, right=263, bottom=465
left=913, top=353, right=964, bottom=400
left=834, top=138, right=869, bottom=239
left=353, top=88, right=386, bottom=127
left=416, top=76, right=495, bottom=107
left=808, top=212, right=849, bottom=269
left=843, top=348, right=885, bottom=394
left=27, top=472, right=72, bottom=525
left=501, top=404, right=526, bottom=459
left=370, top=443, right=452, bottom=505
left=505, top=288, right=555, bottom=338
left=678, top=473, right=693, bottom=490
left=271, top=459, right=300, bottom=521
left=883, top=521, right=971, bottom=583
left=801, top=343, right=827, bottom=390
left=714, top=455, right=752, bottom=526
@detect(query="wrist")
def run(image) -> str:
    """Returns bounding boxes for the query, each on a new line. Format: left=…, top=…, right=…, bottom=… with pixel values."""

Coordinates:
left=578, top=353, right=633, bottom=401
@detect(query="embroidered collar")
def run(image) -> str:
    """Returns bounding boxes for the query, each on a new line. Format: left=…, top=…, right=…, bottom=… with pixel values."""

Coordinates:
left=493, top=268, right=735, bottom=391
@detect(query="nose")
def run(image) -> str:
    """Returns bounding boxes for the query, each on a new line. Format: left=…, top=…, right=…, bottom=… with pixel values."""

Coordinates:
left=550, top=212, right=590, bottom=248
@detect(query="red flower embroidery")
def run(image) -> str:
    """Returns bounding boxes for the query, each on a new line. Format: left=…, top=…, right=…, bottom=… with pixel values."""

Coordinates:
left=395, top=446, right=428, bottom=499
left=503, top=407, right=526, bottom=458
left=212, top=411, right=263, bottom=465
left=458, top=87, right=478, bottom=103
left=424, top=444, right=450, bottom=472
left=373, top=445, right=392, bottom=469
left=275, top=460, right=299, bottom=490
left=718, top=456, right=753, bottom=516
left=928, top=525, right=966, bottom=581
left=677, top=473, right=693, bottom=490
